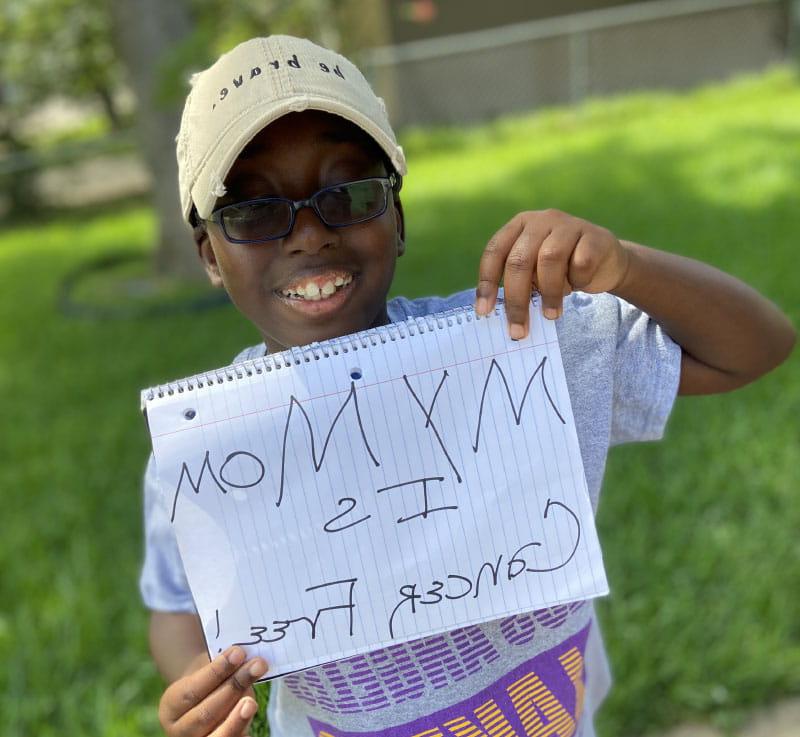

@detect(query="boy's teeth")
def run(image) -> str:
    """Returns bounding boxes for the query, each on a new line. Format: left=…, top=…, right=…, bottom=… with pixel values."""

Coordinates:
left=281, top=273, right=353, bottom=300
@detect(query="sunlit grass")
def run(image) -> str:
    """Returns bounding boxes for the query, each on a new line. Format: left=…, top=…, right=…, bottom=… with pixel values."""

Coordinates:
left=1, top=66, right=798, bottom=737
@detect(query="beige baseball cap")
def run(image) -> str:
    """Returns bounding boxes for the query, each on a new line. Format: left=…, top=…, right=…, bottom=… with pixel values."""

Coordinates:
left=176, top=35, right=407, bottom=223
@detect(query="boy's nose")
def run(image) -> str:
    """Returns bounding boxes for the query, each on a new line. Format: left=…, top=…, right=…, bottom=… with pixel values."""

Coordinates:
left=284, top=205, right=338, bottom=254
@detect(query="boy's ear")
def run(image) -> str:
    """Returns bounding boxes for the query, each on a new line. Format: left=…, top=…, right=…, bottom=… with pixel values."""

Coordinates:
left=194, top=225, right=224, bottom=288
left=394, top=198, right=406, bottom=257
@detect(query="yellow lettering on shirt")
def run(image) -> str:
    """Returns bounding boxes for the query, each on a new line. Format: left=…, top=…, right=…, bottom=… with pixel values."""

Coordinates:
left=507, top=673, right=575, bottom=737
left=442, top=697, right=519, bottom=736
left=558, top=647, right=585, bottom=720
left=408, top=645, right=587, bottom=737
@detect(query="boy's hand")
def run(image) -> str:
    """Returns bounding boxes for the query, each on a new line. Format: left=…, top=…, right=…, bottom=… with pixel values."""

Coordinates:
left=475, top=210, right=630, bottom=339
left=158, top=646, right=267, bottom=737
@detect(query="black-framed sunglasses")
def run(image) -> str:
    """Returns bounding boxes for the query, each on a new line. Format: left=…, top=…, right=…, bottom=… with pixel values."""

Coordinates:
left=207, top=173, right=400, bottom=244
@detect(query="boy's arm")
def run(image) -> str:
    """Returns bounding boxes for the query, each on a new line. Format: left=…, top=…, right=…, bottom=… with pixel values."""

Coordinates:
left=475, top=210, right=795, bottom=395
left=610, top=240, right=795, bottom=395
left=149, top=611, right=209, bottom=682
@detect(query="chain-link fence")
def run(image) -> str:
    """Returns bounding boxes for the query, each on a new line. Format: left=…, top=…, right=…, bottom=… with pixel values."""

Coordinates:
left=361, top=0, right=788, bottom=128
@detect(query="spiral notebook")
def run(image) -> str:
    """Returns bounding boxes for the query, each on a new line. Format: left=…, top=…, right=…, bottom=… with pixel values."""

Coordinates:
left=141, top=297, right=608, bottom=679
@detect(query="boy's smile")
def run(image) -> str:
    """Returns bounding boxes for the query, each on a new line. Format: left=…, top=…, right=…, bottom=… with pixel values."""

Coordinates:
left=197, top=111, right=404, bottom=354
left=278, top=268, right=354, bottom=309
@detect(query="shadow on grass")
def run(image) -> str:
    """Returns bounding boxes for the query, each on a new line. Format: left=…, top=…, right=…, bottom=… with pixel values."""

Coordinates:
left=57, top=249, right=229, bottom=320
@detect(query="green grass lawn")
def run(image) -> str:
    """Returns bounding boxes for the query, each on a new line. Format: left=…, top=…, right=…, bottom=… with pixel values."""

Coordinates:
left=1, top=67, right=798, bottom=737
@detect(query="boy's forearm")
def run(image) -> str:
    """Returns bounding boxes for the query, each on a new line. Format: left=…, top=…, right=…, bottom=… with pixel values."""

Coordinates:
left=149, top=611, right=210, bottom=683
left=612, top=241, right=796, bottom=394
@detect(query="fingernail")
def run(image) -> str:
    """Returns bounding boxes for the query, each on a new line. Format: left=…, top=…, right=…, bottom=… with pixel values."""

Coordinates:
left=509, top=323, right=526, bottom=341
left=475, top=297, right=489, bottom=315
left=249, top=659, right=267, bottom=678
left=544, top=307, right=559, bottom=320
left=240, top=698, right=257, bottom=720
left=226, top=647, right=245, bottom=667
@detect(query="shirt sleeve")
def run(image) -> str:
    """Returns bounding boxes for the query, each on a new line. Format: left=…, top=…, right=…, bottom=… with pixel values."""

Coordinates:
left=139, top=454, right=197, bottom=612
left=610, top=297, right=682, bottom=445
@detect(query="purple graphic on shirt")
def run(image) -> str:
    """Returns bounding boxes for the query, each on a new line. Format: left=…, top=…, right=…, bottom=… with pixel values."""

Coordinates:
left=308, top=622, right=590, bottom=737
left=286, top=603, right=586, bottom=715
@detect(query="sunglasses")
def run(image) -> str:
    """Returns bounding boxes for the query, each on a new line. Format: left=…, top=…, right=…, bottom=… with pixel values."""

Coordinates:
left=207, top=174, right=400, bottom=244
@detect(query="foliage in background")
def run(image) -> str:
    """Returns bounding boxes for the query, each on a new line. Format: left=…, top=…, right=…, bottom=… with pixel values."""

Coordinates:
left=0, top=0, right=118, bottom=212
left=0, top=0, right=307, bottom=121
left=1, top=68, right=799, bottom=737
left=0, top=0, right=375, bottom=137
left=0, top=0, right=122, bottom=123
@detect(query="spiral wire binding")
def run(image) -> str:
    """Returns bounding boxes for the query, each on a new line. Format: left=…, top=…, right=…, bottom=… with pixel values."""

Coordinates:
left=141, top=296, right=512, bottom=408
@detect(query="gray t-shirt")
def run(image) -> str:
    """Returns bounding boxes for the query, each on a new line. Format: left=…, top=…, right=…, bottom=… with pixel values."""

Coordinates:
left=140, top=289, right=681, bottom=736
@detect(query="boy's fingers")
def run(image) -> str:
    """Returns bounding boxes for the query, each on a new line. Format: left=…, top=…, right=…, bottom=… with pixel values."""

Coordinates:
left=566, top=234, right=600, bottom=290
left=211, top=696, right=258, bottom=737
left=502, top=225, right=545, bottom=338
left=175, top=659, right=267, bottom=736
left=161, top=647, right=247, bottom=723
left=536, top=229, right=579, bottom=320
left=476, top=217, right=523, bottom=315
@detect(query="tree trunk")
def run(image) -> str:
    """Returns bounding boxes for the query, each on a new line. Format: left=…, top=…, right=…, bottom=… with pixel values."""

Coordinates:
left=0, top=126, right=39, bottom=217
left=109, top=0, right=204, bottom=280
left=94, top=83, right=123, bottom=131
left=335, top=1, right=398, bottom=122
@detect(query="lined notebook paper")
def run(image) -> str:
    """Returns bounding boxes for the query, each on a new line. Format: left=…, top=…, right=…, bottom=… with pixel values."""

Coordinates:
left=142, top=297, right=608, bottom=679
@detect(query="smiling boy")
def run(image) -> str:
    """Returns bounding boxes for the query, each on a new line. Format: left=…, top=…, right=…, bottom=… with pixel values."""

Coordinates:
left=141, top=36, right=795, bottom=737
left=194, top=111, right=404, bottom=352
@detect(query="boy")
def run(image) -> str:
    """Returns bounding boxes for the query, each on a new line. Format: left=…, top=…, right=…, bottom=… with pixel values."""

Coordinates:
left=141, top=35, right=795, bottom=737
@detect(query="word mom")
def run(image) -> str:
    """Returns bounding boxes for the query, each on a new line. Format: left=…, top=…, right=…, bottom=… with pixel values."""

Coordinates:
left=169, top=357, right=565, bottom=524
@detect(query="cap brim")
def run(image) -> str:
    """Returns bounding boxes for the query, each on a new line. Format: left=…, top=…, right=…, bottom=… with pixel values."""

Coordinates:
left=191, top=96, right=407, bottom=221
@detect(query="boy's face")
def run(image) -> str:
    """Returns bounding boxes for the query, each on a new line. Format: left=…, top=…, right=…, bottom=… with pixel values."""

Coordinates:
left=197, top=111, right=404, bottom=353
